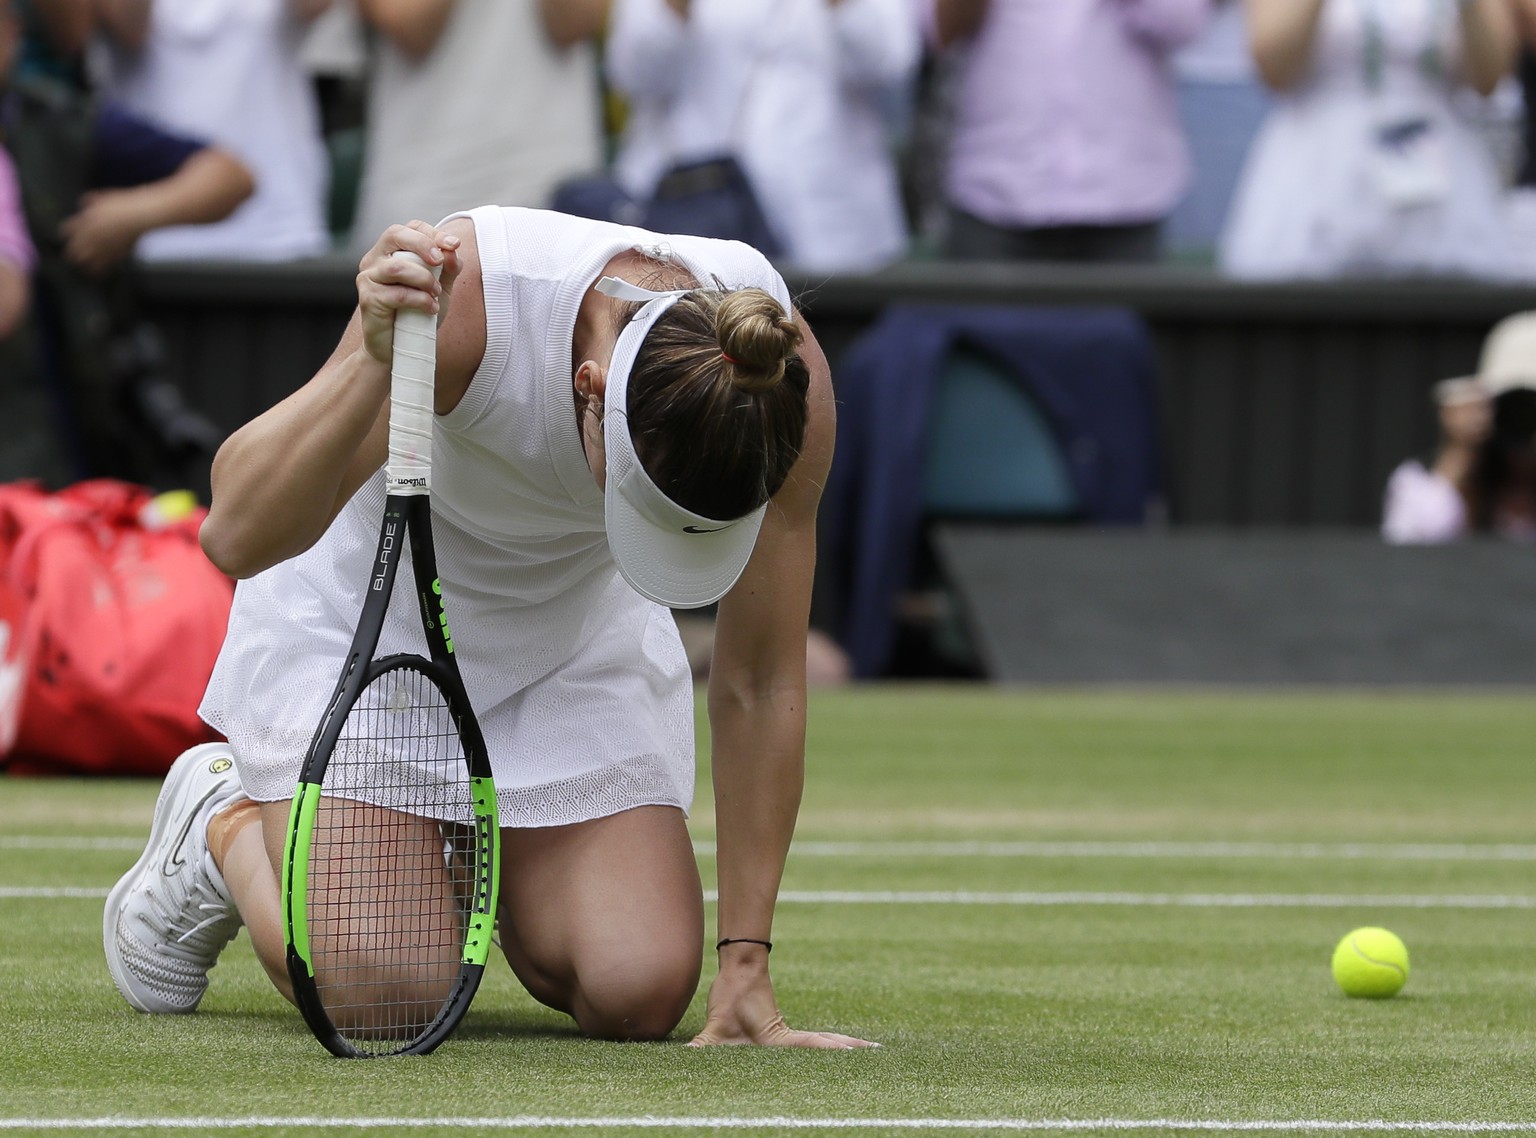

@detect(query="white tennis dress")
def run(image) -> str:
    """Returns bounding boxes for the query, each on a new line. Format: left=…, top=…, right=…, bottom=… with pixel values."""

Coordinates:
left=199, top=206, right=792, bottom=826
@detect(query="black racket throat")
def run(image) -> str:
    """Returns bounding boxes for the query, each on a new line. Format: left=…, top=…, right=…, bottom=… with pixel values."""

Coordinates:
left=297, top=495, right=486, bottom=786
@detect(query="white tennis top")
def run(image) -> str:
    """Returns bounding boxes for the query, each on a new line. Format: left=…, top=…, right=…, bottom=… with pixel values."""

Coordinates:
left=200, top=206, right=792, bottom=825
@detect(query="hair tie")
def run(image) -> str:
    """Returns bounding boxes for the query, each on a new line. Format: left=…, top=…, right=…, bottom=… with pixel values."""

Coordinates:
left=721, top=352, right=740, bottom=366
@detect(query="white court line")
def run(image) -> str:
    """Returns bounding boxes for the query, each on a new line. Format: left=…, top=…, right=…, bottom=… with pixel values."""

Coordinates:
left=3, top=1119, right=1536, bottom=1133
left=8, top=887, right=1536, bottom=909
left=756, top=842, right=1536, bottom=862
left=714, top=891, right=1536, bottom=910
left=0, top=838, right=142, bottom=851
left=8, top=838, right=1536, bottom=861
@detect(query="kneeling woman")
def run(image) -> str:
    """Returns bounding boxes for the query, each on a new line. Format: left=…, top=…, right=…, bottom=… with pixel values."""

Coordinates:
left=103, top=207, right=869, bottom=1048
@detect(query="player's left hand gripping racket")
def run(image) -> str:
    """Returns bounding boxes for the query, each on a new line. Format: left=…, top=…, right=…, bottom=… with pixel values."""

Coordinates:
left=282, top=251, right=499, bottom=1058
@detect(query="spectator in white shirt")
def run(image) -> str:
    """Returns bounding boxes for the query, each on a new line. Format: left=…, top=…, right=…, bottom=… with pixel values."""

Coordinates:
left=606, top=0, right=919, bottom=273
left=349, top=0, right=608, bottom=254
left=95, top=0, right=332, bottom=262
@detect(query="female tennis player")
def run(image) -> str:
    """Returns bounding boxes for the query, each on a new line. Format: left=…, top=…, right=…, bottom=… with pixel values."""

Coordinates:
left=103, top=206, right=870, bottom=1048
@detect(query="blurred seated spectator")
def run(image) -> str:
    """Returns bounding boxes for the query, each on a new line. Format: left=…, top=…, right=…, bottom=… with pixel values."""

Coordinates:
left=921, top=0, right=1208, bottom=264
left=1, top=0, right=252, bottom=486
left=603, top=0, right=919, bottom=273
left=820, top=304, right=1164, bottom=678
left=1167, top=0, right=1271, bottom=262
left=1383, top=312, right=1536, bottom=543
left=348, top=0, right=606, bottom=253
left=95, top=0, right=331, bottom=261
left=1221, top=0, right=1519, bottom=280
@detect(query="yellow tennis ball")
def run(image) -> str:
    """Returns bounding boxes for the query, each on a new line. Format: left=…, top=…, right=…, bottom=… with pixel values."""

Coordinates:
left=150, top=489, right=199, bottom=521
left=1331, top=926, right=1409, bottom=998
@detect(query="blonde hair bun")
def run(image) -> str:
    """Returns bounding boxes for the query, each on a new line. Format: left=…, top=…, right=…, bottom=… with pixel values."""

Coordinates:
left=716, top=289, right=802, bottom=394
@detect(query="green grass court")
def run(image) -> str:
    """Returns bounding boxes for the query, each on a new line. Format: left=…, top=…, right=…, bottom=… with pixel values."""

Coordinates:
left=4, top=686, right=1536, bottom=1136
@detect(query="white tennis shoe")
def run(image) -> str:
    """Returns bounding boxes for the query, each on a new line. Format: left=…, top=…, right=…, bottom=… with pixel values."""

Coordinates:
left=104, top=743, right=247, bottom=1014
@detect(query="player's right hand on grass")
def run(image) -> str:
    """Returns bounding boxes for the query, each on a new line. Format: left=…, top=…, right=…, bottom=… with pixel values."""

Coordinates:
left=687, top=947, right=877, bottom=1050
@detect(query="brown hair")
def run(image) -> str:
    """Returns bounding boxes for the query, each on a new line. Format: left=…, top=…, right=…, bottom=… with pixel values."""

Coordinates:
left=622, top=286, right=811, bottom=520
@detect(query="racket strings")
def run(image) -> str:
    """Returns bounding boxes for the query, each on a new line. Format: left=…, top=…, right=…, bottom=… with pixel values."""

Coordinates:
left=307, top=663, right=477, bottom=1056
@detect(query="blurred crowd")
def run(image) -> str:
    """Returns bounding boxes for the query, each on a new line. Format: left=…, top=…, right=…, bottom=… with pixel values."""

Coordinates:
left=5, top=0, right=1536, bottom=670
left=9, top=0, right=1536, bottom=284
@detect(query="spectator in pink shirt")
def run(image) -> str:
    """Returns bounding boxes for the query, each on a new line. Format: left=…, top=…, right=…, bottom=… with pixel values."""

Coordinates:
left=0, top=143, right=32, bottom=339
left=924, top=0, right=1210, bottom=262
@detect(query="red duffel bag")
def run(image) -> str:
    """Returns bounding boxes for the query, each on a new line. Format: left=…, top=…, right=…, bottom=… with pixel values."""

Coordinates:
left=0, top=480, right=233, bottom=777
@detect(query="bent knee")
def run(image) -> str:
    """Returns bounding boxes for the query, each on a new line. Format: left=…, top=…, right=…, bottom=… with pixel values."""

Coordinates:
left=573, top=958, right=700, bottom=1042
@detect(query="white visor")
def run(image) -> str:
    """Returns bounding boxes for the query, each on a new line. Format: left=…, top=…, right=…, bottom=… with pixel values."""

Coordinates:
left=597, top=275, right=769, bottom=610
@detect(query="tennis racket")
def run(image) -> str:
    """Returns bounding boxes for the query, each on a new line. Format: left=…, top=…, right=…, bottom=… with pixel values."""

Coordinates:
left=282, top=251, right=500, bottom=1058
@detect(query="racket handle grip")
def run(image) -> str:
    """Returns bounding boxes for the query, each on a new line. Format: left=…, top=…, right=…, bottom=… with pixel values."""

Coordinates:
left=386, top=250, right=442, bottom=495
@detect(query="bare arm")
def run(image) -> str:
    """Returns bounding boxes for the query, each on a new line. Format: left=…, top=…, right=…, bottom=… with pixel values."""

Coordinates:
left=93, top=0, right=151, bottom=52
left=200, top=220, right=483, bottom=578
left=538, top=0, right=609, bottom=47
left=0, top=261, right=29, bottom=341
left=1243, top=0, right=1327, bottom=92
left=690, top=316, right=872, bottom=1050
left=60, top=146, right=254, bottom=274
left=1514, top=0, right=1536, bottom=43
left=932, top=0, right=988, bottom=48
left=1458, top=0, right=1517, bottom=97
left=31, top=0, right=96, bottom=57
left=357, top=0, right=455, bottom=59
left=1112, top=0, right=1211, bottom=53
left=289, top=0, right=334, bottom=23
left=0, top=152, right=33, bottom=339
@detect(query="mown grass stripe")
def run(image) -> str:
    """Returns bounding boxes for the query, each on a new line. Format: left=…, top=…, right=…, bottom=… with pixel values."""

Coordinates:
left=10, top=887, right=1536, bottom=910
left=11, top=838, right=1536, bottom=861
left=762, top=842, right=1536, bottom=862
left=763, top=891, right=1536, bottom=910
left=2, top=1119, right=1536, bottom=1133
left=0, top=838, right=143, bottom=851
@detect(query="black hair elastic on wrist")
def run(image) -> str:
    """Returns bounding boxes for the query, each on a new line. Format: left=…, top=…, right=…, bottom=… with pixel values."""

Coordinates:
left=716, top=938, right=773, bottom=952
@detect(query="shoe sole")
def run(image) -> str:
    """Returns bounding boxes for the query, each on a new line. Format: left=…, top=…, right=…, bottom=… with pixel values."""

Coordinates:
left=103, top=742, right=235, bottom=1014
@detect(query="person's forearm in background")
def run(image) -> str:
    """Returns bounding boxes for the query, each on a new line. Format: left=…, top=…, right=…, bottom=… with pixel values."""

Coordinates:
left=59, top=146, right=253, bottom=274
left=1112, top=0, right=1211, bottom=52
left=931, top=0, right=988, bottom=48
left=34, top=0, right=95, bottom=57
left=0, top=261, right=29, bottom=341
left=357, top=0, right=455, bottom=60
left=1511, top=0, right=1536, bottom=44
left=539, top=0, right=610, bottom=48
left=93, top=0, right=151, bottom=52
left=1457, top=0, right=1517, bottom=97
left=1243, top=0, right=1327, bottom=92
left=289, top=0, right=334, bottom=24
